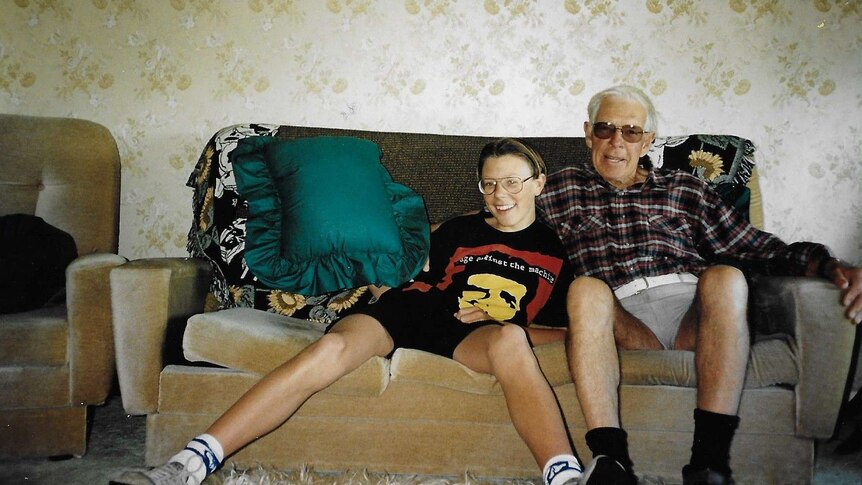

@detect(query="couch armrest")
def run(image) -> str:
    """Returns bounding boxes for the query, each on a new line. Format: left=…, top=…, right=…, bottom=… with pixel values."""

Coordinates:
left=111, top=257, right=212, bottom=415
left=750, top=276, right=856, bottom=438
left=67, top=253, right=128, bottom=405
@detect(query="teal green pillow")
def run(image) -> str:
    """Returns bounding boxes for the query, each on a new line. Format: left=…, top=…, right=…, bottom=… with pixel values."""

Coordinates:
left=231, top=135, right=430, bottom=295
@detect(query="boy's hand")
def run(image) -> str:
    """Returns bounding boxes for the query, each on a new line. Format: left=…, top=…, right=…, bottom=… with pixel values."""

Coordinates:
left=454, top=306, right=493, bottom=324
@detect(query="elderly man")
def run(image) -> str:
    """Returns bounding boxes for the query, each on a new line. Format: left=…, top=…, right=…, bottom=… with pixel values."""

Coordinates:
left=537, top=85, right=862, bottom=485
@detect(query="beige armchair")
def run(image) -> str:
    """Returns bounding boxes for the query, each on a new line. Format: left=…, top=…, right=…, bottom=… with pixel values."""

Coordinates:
left=0, top=114, right=126, bottom=457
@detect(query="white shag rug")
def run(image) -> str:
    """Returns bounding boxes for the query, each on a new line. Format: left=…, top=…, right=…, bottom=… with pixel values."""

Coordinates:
left=205, top=464, right=674, bottom=485
left=206, top=465, right=534, bottom=485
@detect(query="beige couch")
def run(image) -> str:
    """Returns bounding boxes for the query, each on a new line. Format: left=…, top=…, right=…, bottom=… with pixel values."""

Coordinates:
left=0, top=114, right=126, bottom=457
left=111, top=125, right=856, bottom=484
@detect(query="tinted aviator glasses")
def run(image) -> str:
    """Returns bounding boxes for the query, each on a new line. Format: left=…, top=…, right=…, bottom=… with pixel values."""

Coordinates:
left=478, top=176, right=535, bottom=195
left=592, top=122, right=649, bottom=143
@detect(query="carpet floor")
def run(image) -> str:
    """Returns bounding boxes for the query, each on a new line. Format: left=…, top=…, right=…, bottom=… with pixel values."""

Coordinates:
left=1, top=393, right=861, bottom=485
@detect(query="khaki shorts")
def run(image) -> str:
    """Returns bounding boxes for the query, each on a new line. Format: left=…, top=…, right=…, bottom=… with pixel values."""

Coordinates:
left=617, top=281, right=698, bottom=349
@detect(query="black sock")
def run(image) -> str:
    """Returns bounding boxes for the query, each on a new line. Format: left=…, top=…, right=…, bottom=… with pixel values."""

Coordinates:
left=689, top=408, right=740, bottom=474
left=585, top=427, right=634, bottom=472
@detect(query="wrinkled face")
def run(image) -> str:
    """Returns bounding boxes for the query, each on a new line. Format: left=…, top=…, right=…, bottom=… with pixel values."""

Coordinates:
left=459, top=273, right=527, bottom=321
left=584, top=96, right=655, bottom=189
left=481, top=154, right=545, bottom=233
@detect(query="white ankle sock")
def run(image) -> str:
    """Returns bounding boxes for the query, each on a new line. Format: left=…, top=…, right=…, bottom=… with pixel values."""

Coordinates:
left=169, top=433, right=225, bottom=484
left=543, top=454, right=583, bottom=485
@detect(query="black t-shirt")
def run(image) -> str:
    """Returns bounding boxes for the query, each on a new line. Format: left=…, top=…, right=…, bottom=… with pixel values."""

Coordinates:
left=403, top=212, right=572, bottom=327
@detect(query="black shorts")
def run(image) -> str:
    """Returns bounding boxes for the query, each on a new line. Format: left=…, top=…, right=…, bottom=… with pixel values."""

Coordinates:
left=332, top=288, right=498, bottom=359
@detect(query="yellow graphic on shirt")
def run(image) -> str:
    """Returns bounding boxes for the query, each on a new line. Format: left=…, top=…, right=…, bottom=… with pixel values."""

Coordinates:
left=459, top=274, right=527, bottom=322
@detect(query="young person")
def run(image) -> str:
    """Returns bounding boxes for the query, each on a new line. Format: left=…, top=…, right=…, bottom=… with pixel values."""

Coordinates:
left=112, top=138, right=583, bottom=485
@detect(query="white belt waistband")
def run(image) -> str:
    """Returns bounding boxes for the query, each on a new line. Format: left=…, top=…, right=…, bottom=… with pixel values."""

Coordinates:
left=614, top=273, right=698, bottom=300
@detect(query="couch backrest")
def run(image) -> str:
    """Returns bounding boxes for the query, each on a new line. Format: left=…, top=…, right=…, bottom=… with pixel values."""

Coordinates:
left=0, top=114, right=121, bottom=255
left=273, top=126, right=761, bottom=228
left=274, top=126, right=593, bottom=224
left=188, top=124, right=761, bottom=313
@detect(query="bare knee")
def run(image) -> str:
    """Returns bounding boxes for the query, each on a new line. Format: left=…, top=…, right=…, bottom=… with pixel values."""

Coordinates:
left=306, top=332, right=350, bottom=366
left=695, top=265, right=749, bottom=336
left=698, top=265, right=747, bottom=300
left=566, top=276, right=615, bottom=332
left=486, top=324, right=533, bottom=369
left=567, top=276, right=614, bottom=303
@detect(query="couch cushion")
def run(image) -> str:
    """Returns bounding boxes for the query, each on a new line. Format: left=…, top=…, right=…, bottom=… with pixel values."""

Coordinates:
left=0, top=305, right=72, bottom=410
left=0, top=365, right=71, bottom=408
left=390, top=348, right=501, bottom=395
left=0, top=305, right=67, bottom=366
left=183, top=308, right=389, bottom=396
left=391, top=336, right=798, bottom=395
left=231, top=135, right=430, bottom=296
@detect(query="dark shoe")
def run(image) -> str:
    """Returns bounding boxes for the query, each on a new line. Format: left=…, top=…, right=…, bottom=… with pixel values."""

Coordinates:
left=682, top=465, right=734, bottom=485
left=581, top=455, right=638, bottom=484
left=109, top=461, right=198, bottom=485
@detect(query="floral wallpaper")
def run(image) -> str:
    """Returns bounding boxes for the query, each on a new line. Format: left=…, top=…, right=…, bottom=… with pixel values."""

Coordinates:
left=1, top=0, right=860, bottom=264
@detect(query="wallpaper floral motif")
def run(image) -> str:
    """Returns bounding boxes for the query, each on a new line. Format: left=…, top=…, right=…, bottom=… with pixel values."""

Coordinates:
left=1, top=0, right=860, bottom=263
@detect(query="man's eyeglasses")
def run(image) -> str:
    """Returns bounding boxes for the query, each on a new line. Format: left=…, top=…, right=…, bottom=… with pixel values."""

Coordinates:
left=591, top=122, right=649, bottom=143
left=478, top=176, right=535, bottom=195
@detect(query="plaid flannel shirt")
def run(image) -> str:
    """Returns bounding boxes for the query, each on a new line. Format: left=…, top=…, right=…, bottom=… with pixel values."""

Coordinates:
left=537, top=165, right=831, bottom=290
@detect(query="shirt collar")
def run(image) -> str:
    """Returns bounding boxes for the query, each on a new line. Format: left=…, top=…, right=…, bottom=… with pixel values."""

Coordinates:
left=581, top=163, right=666, bottom=192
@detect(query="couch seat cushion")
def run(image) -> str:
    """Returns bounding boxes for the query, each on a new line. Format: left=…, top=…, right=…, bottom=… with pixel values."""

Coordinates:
left=0, top=305, right=67, bottom=366
left=183, top=308, right=389, bottom=396
left=0, top=365, right=71, bottom=409
left=391, top=336, right=798, bottom=395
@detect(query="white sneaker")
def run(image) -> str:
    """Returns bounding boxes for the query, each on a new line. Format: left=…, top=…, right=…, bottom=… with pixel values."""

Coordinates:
left=110, top=461, right=199, bottom=485
left=544, top=457, right=584, bottom=485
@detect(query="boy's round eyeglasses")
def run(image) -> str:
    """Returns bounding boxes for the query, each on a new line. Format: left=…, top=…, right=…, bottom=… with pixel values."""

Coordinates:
left=592, top=121, right=650, bottom=143
left=478, top=176, right=534, bottom=195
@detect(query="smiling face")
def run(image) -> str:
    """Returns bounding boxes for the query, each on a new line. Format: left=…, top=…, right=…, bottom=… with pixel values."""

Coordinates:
left=481, top=153, right=545, bottom=233
left=584, top=96, right=656, bottom=189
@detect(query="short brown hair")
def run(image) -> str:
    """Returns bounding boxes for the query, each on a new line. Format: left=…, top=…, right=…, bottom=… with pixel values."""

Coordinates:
left=477, top=138, right=547, bottom=179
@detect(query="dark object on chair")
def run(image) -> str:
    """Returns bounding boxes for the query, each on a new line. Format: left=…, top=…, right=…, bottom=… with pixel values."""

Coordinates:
left=0, top=214, right=77, bottom=314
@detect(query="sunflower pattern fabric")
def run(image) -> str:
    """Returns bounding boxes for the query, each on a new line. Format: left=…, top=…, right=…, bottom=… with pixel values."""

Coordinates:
left=186, top=124, right=374, bottom=325
left=647, top=134, right=756, bottom=219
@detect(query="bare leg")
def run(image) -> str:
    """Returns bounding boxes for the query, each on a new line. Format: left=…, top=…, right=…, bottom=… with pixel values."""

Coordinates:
left=565, top=276, right=658, bottom=430
left=453, top=323, right=572, bottom=468
left=674, top=265, right=749, bottom=415
left=206, top=314, right=394, bottom=456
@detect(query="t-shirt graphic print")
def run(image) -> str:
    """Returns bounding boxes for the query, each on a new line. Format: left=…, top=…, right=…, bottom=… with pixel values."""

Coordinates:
left=405, top=212, right=570, bottom=327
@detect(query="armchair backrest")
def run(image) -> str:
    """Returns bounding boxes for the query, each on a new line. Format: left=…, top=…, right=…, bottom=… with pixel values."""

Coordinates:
left=0, top=114, right=121, bottom=255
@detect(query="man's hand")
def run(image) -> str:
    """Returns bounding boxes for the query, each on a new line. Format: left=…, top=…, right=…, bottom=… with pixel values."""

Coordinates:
left=825, top=259, right=862, bottom=324
left=454, top=306, right=493, bottom=324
